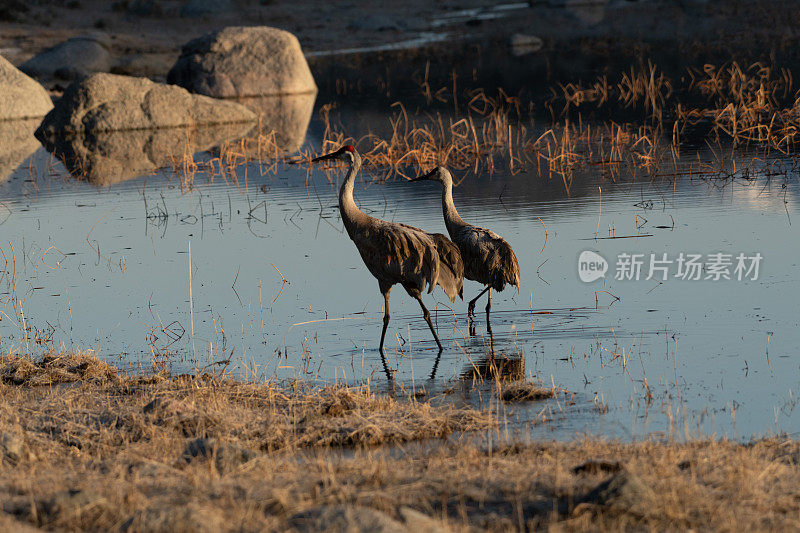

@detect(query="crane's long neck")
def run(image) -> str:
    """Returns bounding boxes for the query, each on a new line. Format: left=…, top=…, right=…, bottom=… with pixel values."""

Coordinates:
left=339, top=158, right=369, bottom=236
left=442, top=179, right=467, bottom=236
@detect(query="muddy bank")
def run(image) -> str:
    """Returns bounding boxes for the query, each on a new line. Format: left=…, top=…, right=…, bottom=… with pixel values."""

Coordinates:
left=0, top=352, right=797, bottom=531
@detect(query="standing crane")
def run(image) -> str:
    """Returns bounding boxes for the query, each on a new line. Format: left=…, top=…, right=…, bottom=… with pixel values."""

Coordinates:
left=411, top=166, right=520, bottom=325
left=311, top=146, right=464, bottom=355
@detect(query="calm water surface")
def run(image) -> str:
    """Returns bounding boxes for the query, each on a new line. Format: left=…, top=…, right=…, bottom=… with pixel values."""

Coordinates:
left=1, top=111, right=798, bottom=442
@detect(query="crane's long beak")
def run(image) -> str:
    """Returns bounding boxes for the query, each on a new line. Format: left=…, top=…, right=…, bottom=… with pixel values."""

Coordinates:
left=311, top=150, right=341, bottom=163
left=410, top=169, right=436, bottom=182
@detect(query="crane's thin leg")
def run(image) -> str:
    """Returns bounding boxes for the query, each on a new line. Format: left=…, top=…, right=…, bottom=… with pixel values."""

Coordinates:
left=379, top=289, right=391, bottom=355
left=485, top=288, right=493, bottom=336
left=468, top=286, right=491, bottom=318
left=415, top=296, right=443, bottom=352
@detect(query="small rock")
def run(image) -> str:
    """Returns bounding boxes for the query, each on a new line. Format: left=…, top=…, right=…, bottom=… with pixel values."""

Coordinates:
left=0, top=431, right=27, bottom=465
left=20, top=33, right=112, bottom=82
left=180, top=0, right=232, bottom=17
left=167, top=26, right=317, bottom=98
left=182, top=437, right=259, bottom=474
left=573, top=459, right=624, bottom=475
left=509, top=34, right=543, bottom=57
left=0, top=55, right=53, bottom=120
left=582, top=471, right=655, bottom=516
left=289, top=506, right=406, bottom=533
left=36, top=73, right=256, bottom=136
left=560, top=0, right=608, bottom=25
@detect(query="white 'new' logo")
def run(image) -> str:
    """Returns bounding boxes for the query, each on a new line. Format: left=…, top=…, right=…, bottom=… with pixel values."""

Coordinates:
left=578, top=250, right=608, bottom=282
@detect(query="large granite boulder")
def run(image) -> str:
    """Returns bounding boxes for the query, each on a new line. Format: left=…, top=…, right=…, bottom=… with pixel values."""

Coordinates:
left=20, top=33, right=112, bottom=82
left=36, top=73, right=256, bottom=136
left=167, top=26, right=317, bottom=98
left=0, top=55, right=53, bottom=120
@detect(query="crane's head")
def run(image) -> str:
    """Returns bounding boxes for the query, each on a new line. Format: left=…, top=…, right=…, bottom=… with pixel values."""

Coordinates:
left=311, top=145, right=359, bottom=165
left=410, top=166, right=452, bottom=186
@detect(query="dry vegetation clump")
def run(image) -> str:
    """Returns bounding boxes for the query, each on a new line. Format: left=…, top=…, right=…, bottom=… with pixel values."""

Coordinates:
left=461, top=353, right=527, bottom=383
left=133, top=61, right=800, bottom=192
left=0, top=352, right=797, bottom=531
left=169, top=128, right=287, bottom=190
left=0, top=352, right=494, bottom=456
left=307, top=91, right=531, bottom=181
left=304, top=62, right=796, bottom=189
left=496, top=380, right=555, bottom=402
left=681, top=62, right=800, bottom=150
left=459, top=354, right=557, bottom=403
left=0, top=350, right=118, bottom=386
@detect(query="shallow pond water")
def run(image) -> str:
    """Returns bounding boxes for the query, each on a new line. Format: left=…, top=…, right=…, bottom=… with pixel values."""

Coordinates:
left=1, top=102, right=798, bottom=442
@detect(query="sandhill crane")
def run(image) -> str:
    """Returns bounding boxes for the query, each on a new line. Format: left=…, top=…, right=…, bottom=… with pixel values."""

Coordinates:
left=411, top=166, right=520, bottom=324
left=311, top=146, right=464, bottom=355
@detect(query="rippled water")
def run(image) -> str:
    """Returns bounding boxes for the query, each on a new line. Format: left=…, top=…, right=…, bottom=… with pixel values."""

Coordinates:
left=1, top=104, right=798, bottom=441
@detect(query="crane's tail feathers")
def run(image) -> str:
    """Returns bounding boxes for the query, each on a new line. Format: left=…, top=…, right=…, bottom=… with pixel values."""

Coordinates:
left=424, top=241, right=439, bottom=295
left=430, top=233, right=465, bottom=303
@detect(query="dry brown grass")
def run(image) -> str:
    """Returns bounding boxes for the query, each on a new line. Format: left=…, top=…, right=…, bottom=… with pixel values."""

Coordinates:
left=48, top=61, right=794, bottom=193
left=0, top=352, right=797, bottom=531
left=311, top=91, right=529, bottom=181
left=496, top=380, right=555, bottom=403
left=0, top=351, right=117, bottom=386
left=303, top=67, right=717, bottom=188
left=554, top=61, right=800, bottom=154
left=456, top=354, right=558, bottom=403
left=168, top=129, right=286, bottom=191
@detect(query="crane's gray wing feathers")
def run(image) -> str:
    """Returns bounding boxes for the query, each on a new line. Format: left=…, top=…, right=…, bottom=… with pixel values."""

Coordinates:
left=351, top=220, right=440, bottom=295
left=455, top=225, right=520, bottom=290
left=429, top=233, right=464, bottom=302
